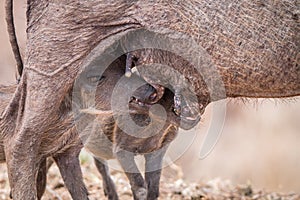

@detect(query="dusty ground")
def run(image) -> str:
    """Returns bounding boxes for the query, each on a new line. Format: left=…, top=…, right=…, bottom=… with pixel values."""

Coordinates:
left=0, top=152, right=299, bottom=200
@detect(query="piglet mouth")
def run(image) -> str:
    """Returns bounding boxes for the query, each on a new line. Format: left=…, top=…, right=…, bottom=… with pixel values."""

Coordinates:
left=80, top=83, right=201, bottom=130
left=129, top=86, right=201, bottom=130
left=129, top=96, right=152, bottom=108
left=129, top=84, right=165, bottom=109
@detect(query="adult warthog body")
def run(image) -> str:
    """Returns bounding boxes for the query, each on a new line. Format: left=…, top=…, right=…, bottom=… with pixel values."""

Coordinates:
left=1, top=0, right=299, bottom=199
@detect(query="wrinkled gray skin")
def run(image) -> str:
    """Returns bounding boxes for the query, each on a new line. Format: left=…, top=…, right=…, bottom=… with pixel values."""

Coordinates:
left=1, top=1, right=299, bottom=199
left=0, top=56, right=179, bottom=200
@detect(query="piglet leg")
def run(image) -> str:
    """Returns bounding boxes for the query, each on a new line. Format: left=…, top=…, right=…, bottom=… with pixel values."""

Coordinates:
left=115, top=149, right=147, bottom=200
left=144, top=147, right=167, bottom=200
left=94, top=158, right=119, bottom=200
left=53, top=147, right=89, bottom=200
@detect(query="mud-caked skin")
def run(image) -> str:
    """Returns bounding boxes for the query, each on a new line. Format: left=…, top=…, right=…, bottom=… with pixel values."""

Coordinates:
left=1, top=1, right=300, bottom=200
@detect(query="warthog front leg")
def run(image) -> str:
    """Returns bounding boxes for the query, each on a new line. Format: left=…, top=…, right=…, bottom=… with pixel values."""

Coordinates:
left=5, top=134, right=40, bottom=200
left=115, top=150, right=147, bottom=200
left=53, top=147, right=89, bottom=200
left=94, top=158, right=118, bottom=200
left=144, top=148, right=167, bottom=200
left=3, top=146, right=47, bottom=199
left=8, top=159, right=47, bottom=200
left=36, top=159, right=47, bottom=199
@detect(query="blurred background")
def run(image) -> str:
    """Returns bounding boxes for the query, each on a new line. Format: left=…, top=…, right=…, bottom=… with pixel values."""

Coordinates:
left=0, top=0, right=299, bottom=198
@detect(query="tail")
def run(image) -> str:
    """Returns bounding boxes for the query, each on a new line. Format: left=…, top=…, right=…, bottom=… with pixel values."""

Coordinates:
left=5, top=0, right=23, bottom=78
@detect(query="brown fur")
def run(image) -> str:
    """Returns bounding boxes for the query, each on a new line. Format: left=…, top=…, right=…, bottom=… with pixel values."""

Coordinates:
left=1, top=1, right=299, bottom=199
left=0, top=84, right=87, bottom=199
left=0, top=57, right=179, bottom=200
left=81, top=56, right=179, bottom=200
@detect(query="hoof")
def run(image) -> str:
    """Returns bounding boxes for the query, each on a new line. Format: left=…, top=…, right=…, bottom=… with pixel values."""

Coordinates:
left=134, top=187, right=147, bottom=200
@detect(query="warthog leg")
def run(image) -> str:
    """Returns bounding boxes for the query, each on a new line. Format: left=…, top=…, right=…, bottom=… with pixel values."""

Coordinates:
left=94, top=158, right=118, bottom=200
left=5, top=135, right=40, bottom=200
left=53, top=147, right=89, bottom=200
left=36, top=159, right=47, bottom=199
left=115, top=149, right=147, bottom=200
left=144, top=148, right=167, bottom=200
left=8, top=158, right=47, bottom=200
